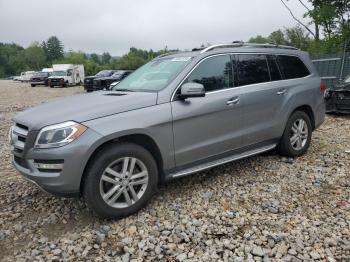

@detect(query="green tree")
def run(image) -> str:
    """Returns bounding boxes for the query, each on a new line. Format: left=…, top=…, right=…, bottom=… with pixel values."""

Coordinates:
left=45, top=36, right=64, bottom=62
left=285, top=25, right=311, bottom=50
left=24, top=43, right=47, bottom=70
left=90, top=53, right=100, bottom=64
left=269, top=30, right=288, bottom=45
left=248, top=35, right=271, bottom=44
left=101, top=52, right=111, bottom=64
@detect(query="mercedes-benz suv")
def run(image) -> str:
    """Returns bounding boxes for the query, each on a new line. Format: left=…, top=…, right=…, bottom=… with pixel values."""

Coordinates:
left=9, top=43, right=325, bottom=218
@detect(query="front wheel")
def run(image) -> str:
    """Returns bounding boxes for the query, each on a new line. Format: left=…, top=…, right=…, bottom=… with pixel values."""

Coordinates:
left=83, top=143, right=158, bottom=219
left=31, top=84, right=35, bottom=87
left=277, top=111, right=312, bottom=157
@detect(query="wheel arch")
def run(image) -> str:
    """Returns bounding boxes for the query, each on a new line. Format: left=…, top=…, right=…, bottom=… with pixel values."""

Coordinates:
left=291, top=104, right=315, bottom=130
left=80, top=133, right=164, bottom=194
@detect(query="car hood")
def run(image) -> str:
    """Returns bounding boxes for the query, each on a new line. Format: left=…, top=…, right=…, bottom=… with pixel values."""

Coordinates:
left=13, top=91, right=158, bottom=130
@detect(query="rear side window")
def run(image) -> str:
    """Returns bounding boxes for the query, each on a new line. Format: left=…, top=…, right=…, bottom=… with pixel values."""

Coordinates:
left=277, top=55, right=310, bottom=79
left=237, top=54, right=270, bottom=86
left=186, top=55, right=233, bottom=92
left=267, top=55, right=282, bottom=81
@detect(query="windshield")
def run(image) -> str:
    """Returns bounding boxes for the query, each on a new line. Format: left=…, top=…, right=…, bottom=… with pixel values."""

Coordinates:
left=111, top=72, right=123, bottom=77
left=52, top=71, right=66, bottom=76
left=96, top=70, right=113, bottom=77
left=34, top=72, right=48, bottom=77
left=112, top=57, right=192, bottom=92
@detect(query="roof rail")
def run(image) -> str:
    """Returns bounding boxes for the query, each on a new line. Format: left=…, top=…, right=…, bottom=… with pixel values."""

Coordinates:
left=155, top=51, right=180, bottom=59
left=200, top=42, right=298, bottom=53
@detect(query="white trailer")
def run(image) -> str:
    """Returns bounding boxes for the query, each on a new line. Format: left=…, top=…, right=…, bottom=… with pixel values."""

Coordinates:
left=48, top=64, right=85, bottom=87
left=42, top=68, right=53, bottom=73
left=18, top=71, right=36, bottom=82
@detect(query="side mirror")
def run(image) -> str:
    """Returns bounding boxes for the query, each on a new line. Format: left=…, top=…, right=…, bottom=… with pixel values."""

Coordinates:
left=179, top=82, right=205, bottom=99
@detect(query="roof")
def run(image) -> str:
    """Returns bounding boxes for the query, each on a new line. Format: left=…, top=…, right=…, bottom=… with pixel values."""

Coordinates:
left=155, top=42, right=302, bottom=60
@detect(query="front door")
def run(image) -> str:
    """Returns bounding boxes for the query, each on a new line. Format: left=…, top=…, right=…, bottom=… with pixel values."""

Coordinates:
left=171, top=54, right=244, bottom=167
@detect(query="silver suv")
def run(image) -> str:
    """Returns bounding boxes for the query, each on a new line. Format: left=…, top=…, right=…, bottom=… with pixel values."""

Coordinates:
left=10, top=43, right=326, bottom=218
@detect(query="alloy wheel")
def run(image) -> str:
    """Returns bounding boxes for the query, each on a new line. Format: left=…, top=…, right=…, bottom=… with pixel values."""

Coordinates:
left=99, top=157, right=149, bottom=208
left=289, top=118, right=308, bottom=151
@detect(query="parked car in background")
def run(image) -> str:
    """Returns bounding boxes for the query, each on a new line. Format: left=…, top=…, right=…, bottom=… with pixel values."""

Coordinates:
left=84, top=70, right=117, bottom=92
left=18, top=71, right=36, bottom=82
left=48, top=64, right=84, bottom=87
left=93, top=70, right=133, bottom=91
left=30, top=71, right=52, bottom=87
left=325, top=75, right=350, bottom=114
left=6, top=76, right=15, bottom=80
left=10, top=43, right=325, bottom=218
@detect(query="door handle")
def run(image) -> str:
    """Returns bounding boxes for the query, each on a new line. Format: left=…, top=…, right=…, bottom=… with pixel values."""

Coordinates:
left=277, top=89, right=287, bottom=95
left=226, top=97, right=240, bottom=105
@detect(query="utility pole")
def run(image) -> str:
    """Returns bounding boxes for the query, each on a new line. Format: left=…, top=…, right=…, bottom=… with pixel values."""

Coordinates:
left=339, top=40, right=347, bottom=80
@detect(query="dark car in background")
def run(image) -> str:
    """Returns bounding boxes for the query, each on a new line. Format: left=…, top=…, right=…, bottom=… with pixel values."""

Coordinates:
left=325, top=75, right=350, bottom=114
left=30, top=72, right=52, bottom=87
left=84, top=70, right=117, bottom=92
left=93, top=70, right=133, bottom=90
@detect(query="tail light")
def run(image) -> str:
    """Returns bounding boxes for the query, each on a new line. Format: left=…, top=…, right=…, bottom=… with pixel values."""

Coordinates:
left=320, top=82, right=326, bottom=92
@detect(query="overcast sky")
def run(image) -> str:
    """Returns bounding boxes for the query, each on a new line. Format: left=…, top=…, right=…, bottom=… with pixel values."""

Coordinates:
left=0, top=0, right=310, bottom=56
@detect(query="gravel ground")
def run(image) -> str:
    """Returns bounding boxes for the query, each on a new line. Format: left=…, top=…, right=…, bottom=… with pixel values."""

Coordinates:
left=0, top=80, right=349, bottom=261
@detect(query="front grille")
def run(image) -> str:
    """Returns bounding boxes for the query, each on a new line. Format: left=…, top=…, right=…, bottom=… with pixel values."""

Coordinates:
left=12, top=123, right=29, bottom=153
left=50, top=78, right=61, bottom=83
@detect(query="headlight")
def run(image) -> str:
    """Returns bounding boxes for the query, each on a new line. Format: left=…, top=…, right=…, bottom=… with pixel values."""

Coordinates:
left=34, top=121, right=87, bottom=149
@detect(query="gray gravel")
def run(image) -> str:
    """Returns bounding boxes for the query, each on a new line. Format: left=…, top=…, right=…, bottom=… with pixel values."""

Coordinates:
left=0, top=80, right=349, bottom=261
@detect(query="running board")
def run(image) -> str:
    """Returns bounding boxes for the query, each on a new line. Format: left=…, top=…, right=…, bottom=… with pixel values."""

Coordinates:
left=170, top=144, right=276, bottom=178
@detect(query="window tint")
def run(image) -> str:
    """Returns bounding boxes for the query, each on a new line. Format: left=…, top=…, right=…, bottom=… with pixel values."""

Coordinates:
left=186, top=55, right=233, bottom=92
left=237, top=54, right=270, bottom=86
left=277, top=55, right=310, bottom=79
left=267, top=55, right=282, bottom=81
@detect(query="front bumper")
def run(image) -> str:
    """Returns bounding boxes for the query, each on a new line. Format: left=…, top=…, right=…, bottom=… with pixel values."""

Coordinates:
left=11, top=128, right=103, bottom=197
left=30, top=81, right=45, bottom=85
left=84, top=82, right=94, bottom=91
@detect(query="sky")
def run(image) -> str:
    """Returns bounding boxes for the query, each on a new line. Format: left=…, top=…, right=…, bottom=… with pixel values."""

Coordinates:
left=0, top=0, right=310, bottom=56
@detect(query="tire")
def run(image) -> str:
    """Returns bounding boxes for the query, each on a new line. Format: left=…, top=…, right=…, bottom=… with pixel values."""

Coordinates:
left=31, top=84, right=35, bottom=87
left=50, top=85, right=54, bottom=88
left=277, top=111, right=312, bottom=157
left=83, top=142, right=158, bottom=219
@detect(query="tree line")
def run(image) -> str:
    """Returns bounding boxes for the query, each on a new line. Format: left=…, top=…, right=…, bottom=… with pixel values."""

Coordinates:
left=249, top=0, right=349, bottom=55
left=0, top=36, right=171, bottom=78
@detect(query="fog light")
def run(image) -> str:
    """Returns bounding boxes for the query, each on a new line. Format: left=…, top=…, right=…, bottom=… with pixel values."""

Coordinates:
left=33, top=162, right=63, bottom=170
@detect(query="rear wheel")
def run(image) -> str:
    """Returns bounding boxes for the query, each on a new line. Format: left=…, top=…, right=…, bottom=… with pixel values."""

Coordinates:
left=277, top=111, right=312, bottom=157
left=83, top=143, right=158, bottom=218
left=31, top=84, right=35, bottom=87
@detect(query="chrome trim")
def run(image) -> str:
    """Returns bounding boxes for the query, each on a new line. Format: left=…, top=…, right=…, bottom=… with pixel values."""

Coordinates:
left=13, top=126, right=28, bottom=137
left=200, top=43, right=298, bottom=53
left=170, top=144, right=276, bottom=178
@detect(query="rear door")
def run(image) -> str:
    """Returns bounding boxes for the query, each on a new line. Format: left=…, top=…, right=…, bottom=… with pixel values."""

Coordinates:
left=237, top=54, right=286, bottom=146
left=171, top=54, right=245, bottom=167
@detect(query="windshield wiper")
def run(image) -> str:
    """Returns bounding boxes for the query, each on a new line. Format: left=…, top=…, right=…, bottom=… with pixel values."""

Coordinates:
left=114, top=88, right=135, bottom=92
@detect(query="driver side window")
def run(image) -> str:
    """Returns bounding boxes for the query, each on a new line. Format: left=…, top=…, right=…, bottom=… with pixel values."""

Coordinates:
left=186, top=55, right=233, bottom=92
